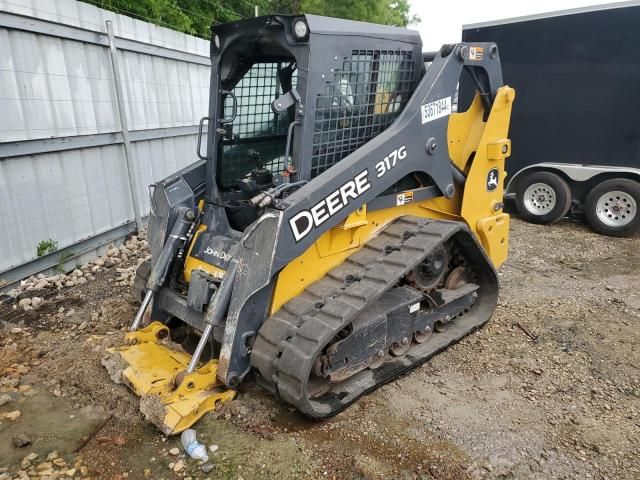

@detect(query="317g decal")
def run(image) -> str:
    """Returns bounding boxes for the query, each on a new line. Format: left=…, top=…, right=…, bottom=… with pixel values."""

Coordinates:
left=289, top=145, right=409, bottom=242
left=375, top=146, right=407, bottom=178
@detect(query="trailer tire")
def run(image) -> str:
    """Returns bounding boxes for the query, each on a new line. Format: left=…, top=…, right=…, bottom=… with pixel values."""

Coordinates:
left=514, top=171, right=572, bottom=224
left=132, top=259, right=151, bottom=303
left=584, top=178, right=640, bottom=237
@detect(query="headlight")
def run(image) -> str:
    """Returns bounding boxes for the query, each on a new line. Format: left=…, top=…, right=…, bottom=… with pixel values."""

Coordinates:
left=292, top=19, right=308, bottom=41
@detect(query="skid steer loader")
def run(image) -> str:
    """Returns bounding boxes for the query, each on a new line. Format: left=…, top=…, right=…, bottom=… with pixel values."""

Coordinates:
left=105, top=14, right=514, bottom=434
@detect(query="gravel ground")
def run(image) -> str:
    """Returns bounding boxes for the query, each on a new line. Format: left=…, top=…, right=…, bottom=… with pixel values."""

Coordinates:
left=0, top=218, right=638, bottom=480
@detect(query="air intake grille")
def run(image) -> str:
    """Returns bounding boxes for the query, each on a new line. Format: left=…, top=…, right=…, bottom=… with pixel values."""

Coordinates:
left=311, top=50, right=415, bottom=178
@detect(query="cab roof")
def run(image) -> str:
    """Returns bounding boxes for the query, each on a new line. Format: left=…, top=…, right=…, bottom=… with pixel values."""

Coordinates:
left=213, top=14, right=422, bottom=45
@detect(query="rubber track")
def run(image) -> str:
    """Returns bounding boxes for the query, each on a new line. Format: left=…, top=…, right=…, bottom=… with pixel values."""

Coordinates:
left=250, top=217, right=493, bottom=418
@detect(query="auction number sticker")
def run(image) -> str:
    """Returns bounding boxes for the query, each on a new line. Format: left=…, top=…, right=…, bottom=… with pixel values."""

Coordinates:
left=421, top=97, right=452, bottom=124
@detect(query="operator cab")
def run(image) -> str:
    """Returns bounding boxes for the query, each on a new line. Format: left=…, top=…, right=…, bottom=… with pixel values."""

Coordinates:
left=217, top=59, right=299, bottom=230
left=218, top=61, right=298, bottom=193
left=207, top=15, right=424, bottom=230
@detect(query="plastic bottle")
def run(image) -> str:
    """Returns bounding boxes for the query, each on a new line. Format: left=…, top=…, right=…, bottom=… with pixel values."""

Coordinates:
left=180, top=429, right=209, bottom=462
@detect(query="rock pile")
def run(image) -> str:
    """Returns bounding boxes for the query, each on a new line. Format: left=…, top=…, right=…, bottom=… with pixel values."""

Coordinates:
left=3, top=233, right=149, bottom=312
left=0, top=451, right=90, bottom=479
left=113, top=264, right=140, bottom=288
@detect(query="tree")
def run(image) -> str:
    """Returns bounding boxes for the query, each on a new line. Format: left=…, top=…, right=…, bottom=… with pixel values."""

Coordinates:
left=86, top=0, right=194, bottom=33
left=307, top=0, right=416, bottom=27
left=81, top=0, right=418, bottom=38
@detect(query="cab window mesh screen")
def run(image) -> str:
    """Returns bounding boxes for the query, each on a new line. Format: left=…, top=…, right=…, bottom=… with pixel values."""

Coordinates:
left=311, top=50, right=415, bottom=178
left=221, top=62, right=297, bottom=185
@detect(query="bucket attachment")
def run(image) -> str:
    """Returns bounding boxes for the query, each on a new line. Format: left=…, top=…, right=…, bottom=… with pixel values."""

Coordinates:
left=105, top=321, right=235, bottom=435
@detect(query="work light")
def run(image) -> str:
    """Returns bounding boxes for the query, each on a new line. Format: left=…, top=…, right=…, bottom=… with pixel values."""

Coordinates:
left=292, top=19, right=309, bottom=41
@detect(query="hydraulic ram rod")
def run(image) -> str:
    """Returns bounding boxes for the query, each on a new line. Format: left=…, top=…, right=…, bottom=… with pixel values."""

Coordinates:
left=186, top=259, right=239, bottom=373
left=130, top=207, right=195, bottom=331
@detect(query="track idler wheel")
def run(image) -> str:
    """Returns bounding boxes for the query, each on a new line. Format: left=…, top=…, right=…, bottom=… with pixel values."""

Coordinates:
left=367, top=350, right=385, bottom=369
left=414, top=325, right=434, bottom=343
left=407, top=245, right=449, bottom=292
left=390, top=337, right=411, bottom=356
left=434, top=316, right=451, bottom=332
left=444, top=266, right=471, bottom=290
left=434, top=266, right=474, bottom=332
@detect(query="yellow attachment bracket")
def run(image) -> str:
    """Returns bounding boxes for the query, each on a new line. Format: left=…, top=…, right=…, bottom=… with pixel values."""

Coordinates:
left=125, top=321, right=170, bottom=347
left=476, top=213, right=510, bottom=267
left=109, top=321, right=236, bottom=435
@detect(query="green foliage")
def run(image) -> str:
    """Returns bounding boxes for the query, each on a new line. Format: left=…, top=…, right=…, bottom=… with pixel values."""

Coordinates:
left=86, top=0, right=194, bottom=32
left=81, top=0, right=418, bottom=38
left=305, top=0, right=417, bottom=27
left=36, top=239, right=58, bottom=257
left=56, top=252, right=74, bottom=274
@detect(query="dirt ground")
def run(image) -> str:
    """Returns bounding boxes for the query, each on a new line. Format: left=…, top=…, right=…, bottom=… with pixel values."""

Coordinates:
left=1, top=218, right=639, bottom=480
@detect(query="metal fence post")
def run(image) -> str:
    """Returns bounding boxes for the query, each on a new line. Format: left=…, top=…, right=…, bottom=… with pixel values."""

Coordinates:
left=105, top=20, right=143, bottom=232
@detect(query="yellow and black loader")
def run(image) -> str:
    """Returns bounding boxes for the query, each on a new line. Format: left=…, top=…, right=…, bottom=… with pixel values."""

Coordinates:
left=107, top=14, right=515, bottom=434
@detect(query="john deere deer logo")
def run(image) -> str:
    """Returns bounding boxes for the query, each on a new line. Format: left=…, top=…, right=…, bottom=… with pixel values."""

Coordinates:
left=486, top=168, right=499, bottom=192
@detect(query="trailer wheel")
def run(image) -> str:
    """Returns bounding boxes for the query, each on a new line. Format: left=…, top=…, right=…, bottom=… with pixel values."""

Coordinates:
left=132, top=259, right=151, bottom=303
left=585, top=178, right=640, bottom=237
left=515, top=171, right=572, bottom=224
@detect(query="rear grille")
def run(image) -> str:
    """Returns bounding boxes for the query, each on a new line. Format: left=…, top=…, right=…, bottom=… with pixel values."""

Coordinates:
left=311, top=50, right=415, bottom=178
